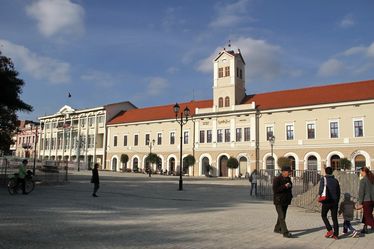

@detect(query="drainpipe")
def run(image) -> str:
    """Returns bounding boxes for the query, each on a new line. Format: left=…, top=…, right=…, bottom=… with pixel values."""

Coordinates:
left=255, top=107, right=261, bottom=171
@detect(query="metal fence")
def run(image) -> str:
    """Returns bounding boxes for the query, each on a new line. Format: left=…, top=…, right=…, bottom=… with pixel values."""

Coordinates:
left=0, top=157, right=71, bottom=186
left=257, top=169, right=322, bottom=200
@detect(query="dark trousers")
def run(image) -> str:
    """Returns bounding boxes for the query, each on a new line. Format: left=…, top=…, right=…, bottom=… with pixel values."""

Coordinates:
left=362, top=201, right=374, bottom=227
left=250, top=183, right=257, bottom=196
left=321, top=202, right=339, bottom=236
left=93, top=183, right=99, bottom=195
left=17, top=178, right=26, bottom=193
left=343, top=220, right=355, bottom=233
left=274, top=204, right=289, bottom=234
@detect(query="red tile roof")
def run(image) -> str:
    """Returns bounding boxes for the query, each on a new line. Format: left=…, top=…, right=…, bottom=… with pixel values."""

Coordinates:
left=108, top=80, right=374, bottom=124
left=243, top=80, right=374, bottom=110
left=108, top=100, right=212, bottom=125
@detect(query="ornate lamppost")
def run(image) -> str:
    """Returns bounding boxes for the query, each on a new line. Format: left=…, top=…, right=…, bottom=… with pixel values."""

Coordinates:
left=146, top=139, right=155, bottom=173
left=33, top=122, right=43, bottom=175
left=173, top=103, right=190, bottom=191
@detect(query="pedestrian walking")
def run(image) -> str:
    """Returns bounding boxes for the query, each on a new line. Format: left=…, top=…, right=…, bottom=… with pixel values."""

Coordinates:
left=273, top=165, right=293, bottom=238
left=356, top=166, right=374, bottom=234
left=18, top=159, right=28, bottom=195
left=319, top=167, right=341, bottom=240
left=249, top=169, right=258, bottom=196
left=91, top=163, right=100, bottom=197
left=339, top=193, right=359, bottom=238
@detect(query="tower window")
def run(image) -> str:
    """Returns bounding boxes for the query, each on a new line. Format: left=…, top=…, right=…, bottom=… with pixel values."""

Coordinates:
left=236, top=67, right=239, bottom=77
left=218, top=97, right=223, bottom=107
left=218, top=68, right=223, bottom=78
left=225, top=96, right=230, bottom=107
left=225, top=66, right=230, bottom=77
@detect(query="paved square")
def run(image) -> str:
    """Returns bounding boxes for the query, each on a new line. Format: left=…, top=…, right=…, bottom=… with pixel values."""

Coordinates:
left=0, top=172, right=372, bottom=249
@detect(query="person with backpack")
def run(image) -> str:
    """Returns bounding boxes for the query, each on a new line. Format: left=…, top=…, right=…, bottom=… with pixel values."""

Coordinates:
left=319, top=167, right=341, bottom=240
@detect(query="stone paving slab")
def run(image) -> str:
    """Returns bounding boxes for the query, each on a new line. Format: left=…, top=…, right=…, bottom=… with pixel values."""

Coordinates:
left=0, top=172, right=372, bottom=249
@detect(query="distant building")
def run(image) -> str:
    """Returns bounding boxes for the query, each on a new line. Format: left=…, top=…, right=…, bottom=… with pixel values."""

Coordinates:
left=11, top=120, right=40, bottom=158
left=38, top=102, right=136, bottom=169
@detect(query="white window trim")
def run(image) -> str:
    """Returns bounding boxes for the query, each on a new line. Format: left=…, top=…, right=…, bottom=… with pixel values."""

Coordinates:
left=134, top=133, right=139, bottom=146
left=123, top=134, right=128, bottom=147
left=306, top=121, right=316, bottom=140
left=157, top=132, right=162, bottom=145
left=145, top=133, right=151, bottom=145
left=113, top=135, right=118, bottom=147
left=169, top=131, right=176, bottom=145
left=328, top=119, right=340, bottom=139
left=352, top=117, right=364, bottom=138
left=285, top=123, right=295, bottom=141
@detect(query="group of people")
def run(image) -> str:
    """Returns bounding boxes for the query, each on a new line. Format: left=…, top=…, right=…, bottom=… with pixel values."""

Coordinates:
left=268, top=165, right=374, bottom=239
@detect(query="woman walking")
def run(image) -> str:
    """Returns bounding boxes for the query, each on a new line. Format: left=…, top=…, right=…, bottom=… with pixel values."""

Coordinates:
left=357, top=166, right=374, bottom=233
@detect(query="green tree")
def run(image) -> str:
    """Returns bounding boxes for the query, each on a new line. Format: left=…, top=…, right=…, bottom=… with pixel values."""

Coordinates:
left=183, top=154, right=195, bottom=175
left=120, top=154, right=129, bottom=172
left=145, top=153, right=161, bottom=173
left=227, top=156, right=239, bottom=179
left=0, top=52, right=32, bottom=154
left=339, top=158, right=352, bottom=171
left=277, top=157, right=291, bottom=170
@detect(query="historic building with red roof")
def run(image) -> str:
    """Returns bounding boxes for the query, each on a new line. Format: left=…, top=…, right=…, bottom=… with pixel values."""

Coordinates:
left=105, top=48, right=374, bottom=176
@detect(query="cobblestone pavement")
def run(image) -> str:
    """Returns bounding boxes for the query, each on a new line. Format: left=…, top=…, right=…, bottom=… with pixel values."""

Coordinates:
left=0, top=172, right=372, bottom=249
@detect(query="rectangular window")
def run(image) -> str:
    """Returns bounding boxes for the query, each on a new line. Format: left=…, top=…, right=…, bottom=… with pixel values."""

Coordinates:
left=224, top=129, right=230, bottom=142
left=88, top=117, right=95, bottom=127
left=354, top=120, right=363, bottom=137
left=170, top=132, right=175, bottom=145
left=80, top=118, right=86, bottom=127
left=157, top=133, right=162, bottom=145
left=330, top=121, right=339, bottom=138
left=113, top=136, right=117, bottom=147
left=97, top=115, right=104, bottom=125
left=134, top=134, right=138, bottom=146
left=266, top=126, right=274, bottom=140
left=207, top=130, right=212, bottom=143
left=218, top=67, right=223, bottom=78
left=225, top=66, right=230, bottom=76
left=244, top=128, right=250, bottom=141
left=184, top=131, right=189, bottom=144
left=200, top=130, right=205, bottom=143
left=286, top=125, right=294, bottom=140
left=236, top=128, right=242, bottom=142
left=240, top=69, right=243, bottom=79
left=123, top=135, right=128, bottom=146
left=217, top=129, right=223, bottom=143
left=88, top=135, right=95, bottom=148
left=307, top=123, right=315, bottom=139
left=145, top=134, right=150, bottom=145
left=236, top=67, right=239, bottom=77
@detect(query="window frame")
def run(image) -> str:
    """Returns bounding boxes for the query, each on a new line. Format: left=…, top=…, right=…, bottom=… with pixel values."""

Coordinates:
left=244, top=127, right=250, bottom=141
left=329, top=120, right=339, bottom=139
left=353, top=118, right=364, bottom=138
left=306, top=122, right=316, bottom=139
left=170, top=131, right=175, bottom=145
left=285, top=123, right=294, bottom=140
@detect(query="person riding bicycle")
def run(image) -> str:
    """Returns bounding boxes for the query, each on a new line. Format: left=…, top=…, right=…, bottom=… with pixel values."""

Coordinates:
left=18, top=159, right=28, bottom=194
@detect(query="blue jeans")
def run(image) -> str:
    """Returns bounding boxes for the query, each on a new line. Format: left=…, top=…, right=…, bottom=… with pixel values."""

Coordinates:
left=343, top=220, right=355, bottom=233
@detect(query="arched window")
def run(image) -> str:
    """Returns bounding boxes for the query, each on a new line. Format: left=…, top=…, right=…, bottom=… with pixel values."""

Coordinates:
left=307, top=155, right=317, bottom=170
left=354, top=155, right=366, bottom=171
left=266, top=156, right=274, bottom=170
left=331, top=155, right=340, bottom=170
left=112, top=157, right=117, bottom=171
left=225, top=96, right=230, bottom=107
left=218, top=97, right=223, bottom=107
left=288, top=156, right=296, bottom=176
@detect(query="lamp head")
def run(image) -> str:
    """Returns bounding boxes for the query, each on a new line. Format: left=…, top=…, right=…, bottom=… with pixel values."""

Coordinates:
left=173, top=103, right=180, bottom=114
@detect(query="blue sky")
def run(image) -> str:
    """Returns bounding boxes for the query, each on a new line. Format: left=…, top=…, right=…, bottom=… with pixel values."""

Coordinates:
left=1, top=0, right=374, bottom=121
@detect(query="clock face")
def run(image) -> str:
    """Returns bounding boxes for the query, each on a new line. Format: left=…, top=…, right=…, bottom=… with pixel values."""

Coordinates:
left=222, top=59, right=227, bottom=63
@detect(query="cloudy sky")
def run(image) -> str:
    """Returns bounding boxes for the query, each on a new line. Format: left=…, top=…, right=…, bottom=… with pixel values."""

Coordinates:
left=1, top=0, right=374, bottom=120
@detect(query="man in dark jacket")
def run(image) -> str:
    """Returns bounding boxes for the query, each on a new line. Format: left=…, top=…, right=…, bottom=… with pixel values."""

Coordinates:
left=319, top=167, right=341, bottom=239
left=91, top=163, right=100, bottom=197
left=273, top=165, right=293, bottom=238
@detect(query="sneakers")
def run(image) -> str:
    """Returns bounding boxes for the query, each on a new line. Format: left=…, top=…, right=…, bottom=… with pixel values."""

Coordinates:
left=351, top=230, right=359, bottom=238
left=324, top=230, right=333, bottom=238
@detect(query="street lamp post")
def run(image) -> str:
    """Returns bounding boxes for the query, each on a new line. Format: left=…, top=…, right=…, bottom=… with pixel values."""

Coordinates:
left=173, top=103, right=190, bottom=191
left=147, top=139, right=155, bottom=173
left=32, top=123, right=43, bottom=175
left=269, top=135, right=275, bottom=169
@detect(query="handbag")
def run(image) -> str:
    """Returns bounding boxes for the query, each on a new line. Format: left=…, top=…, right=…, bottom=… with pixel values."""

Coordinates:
left=318, top=177, right=328, bottom=202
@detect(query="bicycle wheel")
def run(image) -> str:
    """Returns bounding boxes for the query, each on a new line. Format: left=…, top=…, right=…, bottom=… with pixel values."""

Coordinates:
left=25, top=180, right=35, bottom=194
left=7, top=178, right=18, bottom=195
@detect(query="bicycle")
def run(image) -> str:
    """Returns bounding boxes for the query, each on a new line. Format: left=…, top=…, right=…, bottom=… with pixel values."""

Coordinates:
left=8, top=170, right=35, bottom=195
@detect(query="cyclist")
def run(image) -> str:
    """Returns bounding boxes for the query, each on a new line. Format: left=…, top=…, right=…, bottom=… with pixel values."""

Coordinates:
left=18, top=159, right=28, bottom=194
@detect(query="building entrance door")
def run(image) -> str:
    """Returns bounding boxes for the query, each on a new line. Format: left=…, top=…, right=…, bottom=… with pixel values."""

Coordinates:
left=219, top=156, right=228, bottom=177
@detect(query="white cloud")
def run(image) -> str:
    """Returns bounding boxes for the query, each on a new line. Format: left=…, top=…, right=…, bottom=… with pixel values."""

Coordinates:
left=209, top=0, right=251, bottom=28
left=80, top=70, right=116, bottom=87
left=26, top=0, right=85, bottom=38
left=166, top=67, right=179, bottom=74
left=368, top=42, right=374, bottom=57
left=340, top=14, right=355, bottom=28
left=197, top=37, right=282, bottom=82
left=0, top=39, right=70, bottom=84
left=146, top=77, right=169, bottom=96
left=318, top=59, right=345, bottom=77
